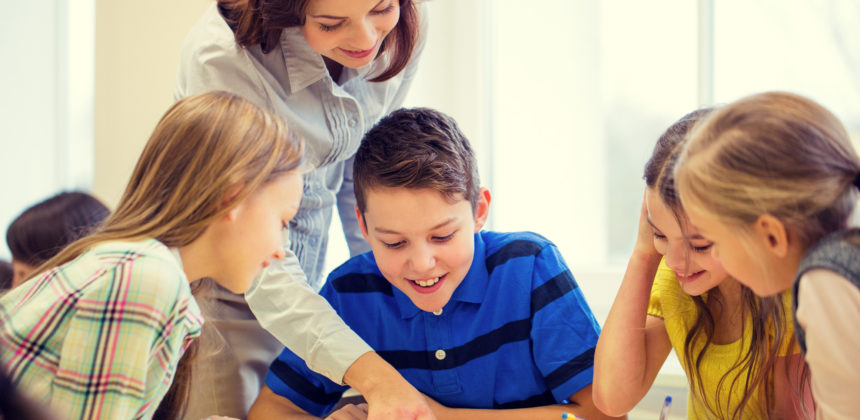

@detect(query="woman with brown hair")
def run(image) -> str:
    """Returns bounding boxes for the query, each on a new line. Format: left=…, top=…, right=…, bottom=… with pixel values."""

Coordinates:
left=175, top=1, right=433, bottom=419
left=0, top=91, right=305, bottom=420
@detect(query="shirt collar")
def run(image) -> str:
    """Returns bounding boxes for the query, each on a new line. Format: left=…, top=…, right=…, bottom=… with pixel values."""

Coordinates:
left=279, top=26, right=329, bottom=93
left=278, top=27, right=378, bottom=94
left=393, top=232, right=490, bottom=319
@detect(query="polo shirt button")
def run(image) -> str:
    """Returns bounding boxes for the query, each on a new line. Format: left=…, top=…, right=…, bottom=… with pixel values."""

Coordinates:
left=432, top=309, right=443, bottom=316
left=435, top=349, right=446, bottom=360
left=349, top=118, right=357, bottom=126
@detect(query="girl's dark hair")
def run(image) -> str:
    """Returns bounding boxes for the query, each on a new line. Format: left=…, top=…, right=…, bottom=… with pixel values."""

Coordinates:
left=0, top=260, right=11, bottom=291
left=217, top=0, right=419, bottom=82
left=644, top=109, right=803, bottom=419
left=6, top=192, right=109, bottom=266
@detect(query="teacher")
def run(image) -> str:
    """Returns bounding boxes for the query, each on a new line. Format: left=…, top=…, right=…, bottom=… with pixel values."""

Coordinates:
left=174, top=0, right=431, bottom=419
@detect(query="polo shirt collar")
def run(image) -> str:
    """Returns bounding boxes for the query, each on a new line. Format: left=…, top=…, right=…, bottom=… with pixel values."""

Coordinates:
left=394, top=232, right=490, bottom=319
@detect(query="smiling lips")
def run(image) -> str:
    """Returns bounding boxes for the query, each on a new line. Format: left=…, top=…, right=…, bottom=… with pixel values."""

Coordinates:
left=340, top=41, right=378, bottom=59
left=677, top=270, right=705, bottom=283
left=408, top=274, right=446, bottom=294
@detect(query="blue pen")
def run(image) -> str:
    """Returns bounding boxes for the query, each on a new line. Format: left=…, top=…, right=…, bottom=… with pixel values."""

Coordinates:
left=658, top=395, right=672, bottom=420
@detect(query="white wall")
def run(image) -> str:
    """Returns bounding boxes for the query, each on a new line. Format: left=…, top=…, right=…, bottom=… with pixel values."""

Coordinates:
left=93, top=0, right=210, bottom=206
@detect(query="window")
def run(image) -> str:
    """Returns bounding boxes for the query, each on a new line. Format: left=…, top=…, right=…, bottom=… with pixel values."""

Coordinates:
left=390, top=0, right=860, bottom=320
left=0, top=0, right=95, bottom=260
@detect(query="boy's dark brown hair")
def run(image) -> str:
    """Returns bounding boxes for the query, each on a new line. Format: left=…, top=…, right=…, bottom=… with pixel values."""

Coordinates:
left=354, top=107, right=480, bottom=214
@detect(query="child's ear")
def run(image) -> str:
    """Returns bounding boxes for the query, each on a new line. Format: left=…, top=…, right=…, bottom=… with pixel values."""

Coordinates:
left=753, top=214, right=789, bottom=258
left=355, top=204, right=370, bottom=241
left=473, top=187, right=492, bottom=232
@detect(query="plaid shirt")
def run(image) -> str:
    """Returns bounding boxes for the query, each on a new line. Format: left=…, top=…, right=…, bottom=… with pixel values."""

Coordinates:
left=0, top=239, right=203, bottom=419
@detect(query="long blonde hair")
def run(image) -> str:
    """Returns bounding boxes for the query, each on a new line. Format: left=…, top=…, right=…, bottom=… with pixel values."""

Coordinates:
left=675, top=91, right=859, bottom=250
left=32, top=90, right=303, bottom=419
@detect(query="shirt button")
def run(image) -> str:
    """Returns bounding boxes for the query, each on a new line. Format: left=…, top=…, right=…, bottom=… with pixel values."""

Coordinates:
left=349, top=118, right=357, bottom=126
left=432, top=309, right=443, bottom=316
left=435, top=349, right=446, bottom=360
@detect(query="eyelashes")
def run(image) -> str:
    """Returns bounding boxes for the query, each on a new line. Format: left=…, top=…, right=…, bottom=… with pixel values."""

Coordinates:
left=380, top=231, right=457, bottom=249
left=316, top=2, right=395, bottom=32
left=652, top=232, right=712, bottom=253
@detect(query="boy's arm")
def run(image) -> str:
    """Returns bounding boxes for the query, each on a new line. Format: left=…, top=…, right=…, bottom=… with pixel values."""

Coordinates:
left=249, top=386, right=370, bottom=420
left=249, top=386, right=319, bottom=420
left=593, top=197, right=672, bottom=416
left=422, top=385, right=625, bottom=420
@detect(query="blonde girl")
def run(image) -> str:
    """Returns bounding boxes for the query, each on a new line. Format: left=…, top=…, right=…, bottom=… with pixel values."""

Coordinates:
left=0, top=91, right=304, bottom=420
left=676, top=91, right=860, bottom=419
left=594, top=110, right=811, bottom=419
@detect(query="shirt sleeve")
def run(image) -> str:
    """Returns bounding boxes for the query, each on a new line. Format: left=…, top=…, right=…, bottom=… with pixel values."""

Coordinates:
left=245, top=232, right=373, bottom=385
left=50, top=254, right=198, bottom=419
left=529, top=243, right=602, bottom=402
left=795, top=269, right=860, bottom=420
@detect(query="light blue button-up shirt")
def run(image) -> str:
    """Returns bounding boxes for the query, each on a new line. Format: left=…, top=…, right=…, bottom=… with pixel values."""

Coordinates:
left=175, top=4, right=425, bottom=383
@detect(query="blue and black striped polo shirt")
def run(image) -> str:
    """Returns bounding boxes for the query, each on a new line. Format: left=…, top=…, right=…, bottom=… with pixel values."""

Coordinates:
left=264, top=230, right=601, bottom=416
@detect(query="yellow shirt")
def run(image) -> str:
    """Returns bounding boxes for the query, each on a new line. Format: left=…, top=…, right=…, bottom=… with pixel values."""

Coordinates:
left=647, top=260, right=796, bottom=419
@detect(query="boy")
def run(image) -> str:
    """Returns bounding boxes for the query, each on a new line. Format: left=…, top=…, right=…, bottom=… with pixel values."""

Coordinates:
left=248, top=108, right=620, bottom=419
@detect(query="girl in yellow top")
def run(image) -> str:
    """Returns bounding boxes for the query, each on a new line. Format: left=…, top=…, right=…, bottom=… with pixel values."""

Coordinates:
left=593, top=110, right=812, bottom=419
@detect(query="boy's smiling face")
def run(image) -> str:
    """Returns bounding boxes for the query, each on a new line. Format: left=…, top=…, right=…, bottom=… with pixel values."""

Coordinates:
left=357, top=186, right=490, bottom=312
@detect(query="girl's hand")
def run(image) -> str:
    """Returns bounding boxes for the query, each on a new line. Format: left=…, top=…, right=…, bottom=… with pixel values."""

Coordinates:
left=633, top=191, right=662, bottom=262
left=325, top=403, right=369, bottom=420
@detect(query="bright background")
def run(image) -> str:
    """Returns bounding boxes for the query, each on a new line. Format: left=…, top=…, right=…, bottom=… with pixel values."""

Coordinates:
left=2, top=1, right=859, bottom=417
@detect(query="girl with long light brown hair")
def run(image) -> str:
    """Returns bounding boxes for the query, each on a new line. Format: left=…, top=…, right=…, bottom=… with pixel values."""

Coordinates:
left=0, top=91, right=304, bottom=420
left=676, top=91, right=860, bottom=418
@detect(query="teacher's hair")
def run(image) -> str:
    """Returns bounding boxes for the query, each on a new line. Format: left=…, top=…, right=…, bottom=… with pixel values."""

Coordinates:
left=218, top=0, right=419, bottom=82
left=27, top=91, right=304, bottom=419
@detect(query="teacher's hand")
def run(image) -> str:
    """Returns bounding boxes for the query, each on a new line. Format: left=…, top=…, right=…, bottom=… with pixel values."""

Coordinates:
left=343, top=352, right=436, bottom=420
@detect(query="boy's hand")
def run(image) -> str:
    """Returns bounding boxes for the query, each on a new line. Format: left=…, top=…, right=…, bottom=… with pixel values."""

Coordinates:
left=325, top=403, right=369, bottom=420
